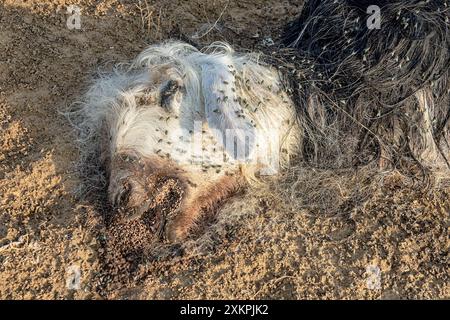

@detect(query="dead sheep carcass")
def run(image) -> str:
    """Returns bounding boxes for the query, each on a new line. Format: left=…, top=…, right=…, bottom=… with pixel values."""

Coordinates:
left=70, top=42, right=299, bottom=242
left=69, top=0, right=449, bottom=244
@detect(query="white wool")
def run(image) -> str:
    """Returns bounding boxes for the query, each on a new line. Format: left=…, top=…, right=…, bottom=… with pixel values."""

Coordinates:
left=72, top=41, right=300, bottom=185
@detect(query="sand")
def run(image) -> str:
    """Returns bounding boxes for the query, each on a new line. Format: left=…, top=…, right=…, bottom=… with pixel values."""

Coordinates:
left=0, top=0, right=448, bottom=299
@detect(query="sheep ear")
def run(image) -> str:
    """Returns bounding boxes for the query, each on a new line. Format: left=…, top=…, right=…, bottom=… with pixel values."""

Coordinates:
left=200, top=59, right=255, bottom=161
left=160, top=79, right=182, bottom=112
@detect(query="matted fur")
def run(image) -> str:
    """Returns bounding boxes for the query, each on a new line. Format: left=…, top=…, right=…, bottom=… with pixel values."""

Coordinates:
left=68, top=0, right=449, bottom=244
left=274, top=0, right=450, bottom=175
left=67, top=41, right=300, bottom=241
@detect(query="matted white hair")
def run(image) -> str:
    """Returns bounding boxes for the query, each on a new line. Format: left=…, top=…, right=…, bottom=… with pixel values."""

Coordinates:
left=69, top=41, right=300, bottom=195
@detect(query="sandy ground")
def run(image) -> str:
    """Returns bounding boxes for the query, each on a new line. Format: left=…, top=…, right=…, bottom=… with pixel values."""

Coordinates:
left=0, top=0, right=449, bottom=299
